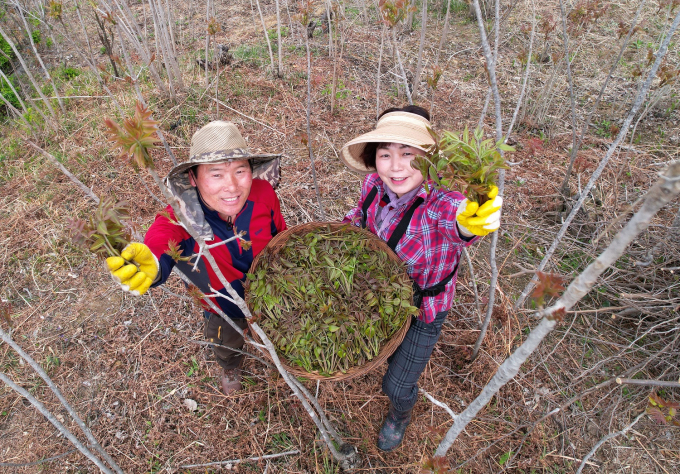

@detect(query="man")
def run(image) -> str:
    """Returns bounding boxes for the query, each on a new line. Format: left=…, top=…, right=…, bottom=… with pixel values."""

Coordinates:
left=106, top=121, right=286, bottom=395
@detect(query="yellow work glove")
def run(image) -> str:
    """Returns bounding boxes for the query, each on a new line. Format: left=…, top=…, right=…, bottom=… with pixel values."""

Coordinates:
left=456, top=185, right=503, bottom=237
left=105, top=243, right=159, bottom=296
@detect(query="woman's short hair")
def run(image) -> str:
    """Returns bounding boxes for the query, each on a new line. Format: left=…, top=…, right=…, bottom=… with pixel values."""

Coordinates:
left=358, top=105, right=431, bottom=170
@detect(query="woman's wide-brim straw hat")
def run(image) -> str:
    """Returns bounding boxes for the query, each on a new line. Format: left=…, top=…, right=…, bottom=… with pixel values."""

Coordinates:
left=167, top=121, right=281, bottom=180
left=340, top=111, right=435, bottom=174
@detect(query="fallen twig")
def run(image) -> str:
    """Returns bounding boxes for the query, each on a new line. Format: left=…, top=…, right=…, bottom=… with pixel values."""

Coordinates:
left=0, top=450, right=76, bottom=467
left=26, top=141, right=100, bottom=204
left=178, top=450, right=300, bottom=469
left=616, top=377, right=680, bottom=389
left=420, top=388, right=457, bottom=419
left=576, top=413, right=645, bottom=474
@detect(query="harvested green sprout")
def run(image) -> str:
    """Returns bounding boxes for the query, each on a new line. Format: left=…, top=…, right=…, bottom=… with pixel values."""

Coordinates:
left=67, top=197, right=131, bottom=258
left=247, top=226, right=418, bottom=377
left=413, top=126, right=513, bottom=204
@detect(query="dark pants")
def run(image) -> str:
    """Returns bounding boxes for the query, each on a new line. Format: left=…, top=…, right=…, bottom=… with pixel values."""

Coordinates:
left=382, top=310, right=448, bottom=412
left=203, top=311, right=248, bottom=371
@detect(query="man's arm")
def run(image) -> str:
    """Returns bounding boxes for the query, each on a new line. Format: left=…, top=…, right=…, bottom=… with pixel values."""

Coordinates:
left=144, top=206, right=192, bottom=287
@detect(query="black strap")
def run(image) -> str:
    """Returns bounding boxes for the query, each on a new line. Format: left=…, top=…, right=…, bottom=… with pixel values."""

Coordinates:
left=360, top=186, right=379, bottom=229
left=360, top=185, right=456, bottom=307
left=412, top=261, right=459, bottom=309
left=385, top=197, right=424, bottom=251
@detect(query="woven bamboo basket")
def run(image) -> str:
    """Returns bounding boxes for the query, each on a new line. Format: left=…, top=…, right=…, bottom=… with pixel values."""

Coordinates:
left=245, top=222, right=413, bottom=382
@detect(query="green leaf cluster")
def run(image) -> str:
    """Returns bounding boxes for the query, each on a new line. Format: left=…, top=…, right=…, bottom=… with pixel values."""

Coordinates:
left=413, top=126, right=513, bottom=204
left=247, top=226, right=418, bottom=377
left=67, top=197, right=131, bottom=258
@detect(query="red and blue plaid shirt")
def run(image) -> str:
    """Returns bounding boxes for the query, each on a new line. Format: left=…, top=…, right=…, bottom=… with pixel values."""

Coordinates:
left=343, top=173, right=478, bottom=324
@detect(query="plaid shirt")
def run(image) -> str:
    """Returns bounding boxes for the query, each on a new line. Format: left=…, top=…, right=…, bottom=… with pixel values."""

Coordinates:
left=343, top=173, right=478, bottom=324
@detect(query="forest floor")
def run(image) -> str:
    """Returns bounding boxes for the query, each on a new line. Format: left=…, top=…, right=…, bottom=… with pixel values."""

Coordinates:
left=1, top=1, right=679, bottom=473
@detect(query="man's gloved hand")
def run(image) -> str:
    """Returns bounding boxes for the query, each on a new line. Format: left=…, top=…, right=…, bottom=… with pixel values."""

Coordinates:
left=106, top=243, right=159, bottom=295
left=456, top=185, right=503, bottom=237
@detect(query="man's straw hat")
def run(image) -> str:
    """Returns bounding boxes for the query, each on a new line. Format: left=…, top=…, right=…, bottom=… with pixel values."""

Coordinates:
left=167, top=121, right=280, bottom=179
left=340, top=111, right=435, bottom=174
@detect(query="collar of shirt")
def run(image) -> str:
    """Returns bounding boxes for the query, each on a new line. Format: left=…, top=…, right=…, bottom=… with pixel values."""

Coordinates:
left=375, top=184, right=423, bottom=236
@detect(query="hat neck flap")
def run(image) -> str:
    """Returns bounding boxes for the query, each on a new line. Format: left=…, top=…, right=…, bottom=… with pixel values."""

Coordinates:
left=165, top=172, right=215, bottom=241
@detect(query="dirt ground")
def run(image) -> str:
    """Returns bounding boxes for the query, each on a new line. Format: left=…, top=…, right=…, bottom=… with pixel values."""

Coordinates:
left=1, top=1, right=679, bottom=473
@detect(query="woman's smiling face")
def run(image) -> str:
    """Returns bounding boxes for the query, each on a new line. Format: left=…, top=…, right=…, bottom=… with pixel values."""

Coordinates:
left=374, top=143, right=424, bottom=197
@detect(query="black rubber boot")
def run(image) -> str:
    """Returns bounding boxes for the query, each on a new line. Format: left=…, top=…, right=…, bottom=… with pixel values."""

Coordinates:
left=377, top=404, right=413, bottom=451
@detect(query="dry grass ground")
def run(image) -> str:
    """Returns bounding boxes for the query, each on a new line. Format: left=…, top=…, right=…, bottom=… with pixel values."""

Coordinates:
left=1, top=1, right=679, bottom=472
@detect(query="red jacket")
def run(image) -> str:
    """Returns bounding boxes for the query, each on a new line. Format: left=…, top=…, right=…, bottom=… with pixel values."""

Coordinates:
left=145, top=179, right=286, bottom=318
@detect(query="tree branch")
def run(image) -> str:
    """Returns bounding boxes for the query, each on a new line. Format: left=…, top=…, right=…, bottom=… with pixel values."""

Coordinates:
left=0, top=372, right=115, bottom=474
left=26, top=141, right=100, bottom=204
left=575, top=412, right=645, bottom=474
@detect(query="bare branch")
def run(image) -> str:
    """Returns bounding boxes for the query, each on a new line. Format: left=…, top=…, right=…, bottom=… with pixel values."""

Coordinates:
left=576, top=413, right=645, bottom=474
left=420, top=388, right=457, bottom=419
left=178, top=450, right=300, bottom=469
left=0, top=328, right=123, bottom=473
left=26, top=140, right=100, bottom=204
left=616, top=377, right=680, bottom=389
left=0, top=372, right=115, bottom=474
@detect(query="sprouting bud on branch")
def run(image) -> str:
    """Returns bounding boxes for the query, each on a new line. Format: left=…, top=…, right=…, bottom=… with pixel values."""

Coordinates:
left=104, top=101, right=159, bottom=171
left=47, top=0, right=63, bottom=20
left=378, top=0, right=415, bottom=28
left=426, top=66, right=443, bottom=91
left=207, top=17, right=221, bottom=36
left=531, top=271, right=566, bottom=308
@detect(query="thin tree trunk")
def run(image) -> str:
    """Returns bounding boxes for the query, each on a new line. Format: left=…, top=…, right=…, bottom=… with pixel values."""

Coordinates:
left=255, top=0, right=276, bottom=75
left=62, top=5, right=123, bottom=114
left=435, top=0, right=451, bottom=66
left=412, top=0, right=427, bottom=97
left=515, top=7, right=680, bottom=309
left=0, top=327, right=123, bottom=473
left=304, top=30, right=327, bottom=220
left=275, top=0, right=283, bottom=77
left=392, top=27, right=413, bottom=105
left=437, top=161, right=680, bottom=455
left=109, top=0, right=169, bottom=95
left=471, top=0, right=505, bottom=361
left=557, top=0, right=578, bottom=197
left=0, top=68, right=28, bottom=114
left=376, top=25, right=384, bottom=119
left=505, top=0, right=535, bottom=140
left=148, top=0, right=176, bottom=99
left=116, top=24, right=178, bottom=165
left=0, top=90, right=33, bottom=130
left=325, top=0, right=333, bottom=57
left=152, top=0, right=183, bottom=91
left=205, top=0, right=210, bottom=86
left=0, top=24, right=57, bottom=119
left=16, top=6, right=65, bottom=113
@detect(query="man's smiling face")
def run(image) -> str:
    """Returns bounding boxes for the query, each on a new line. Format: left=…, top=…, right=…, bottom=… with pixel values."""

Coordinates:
left=190, top=160, right=253, bottom=221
